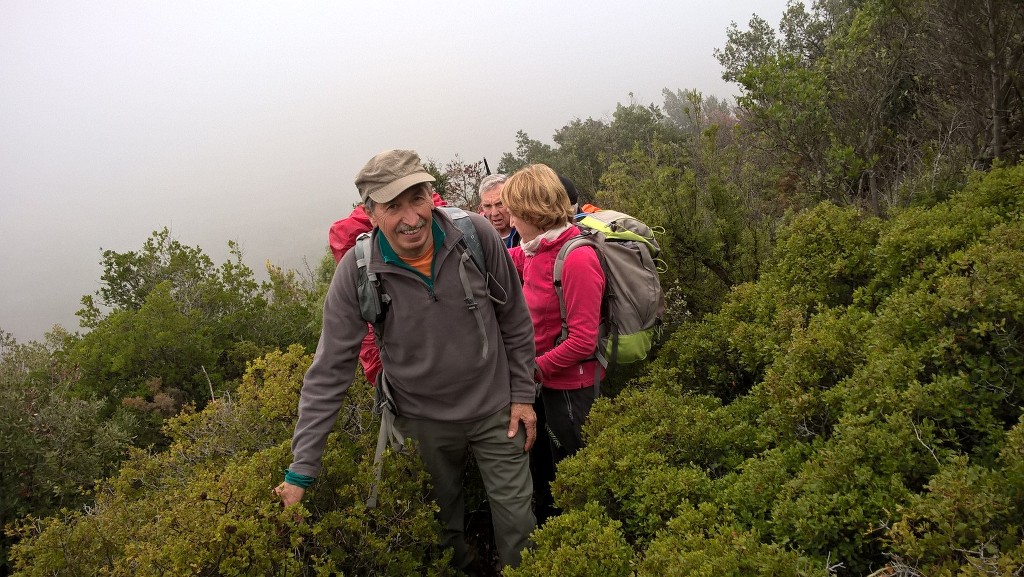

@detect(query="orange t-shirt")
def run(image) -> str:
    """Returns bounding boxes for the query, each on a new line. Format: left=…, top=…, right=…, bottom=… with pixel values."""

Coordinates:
left=400, top=242, right=434, bottom=278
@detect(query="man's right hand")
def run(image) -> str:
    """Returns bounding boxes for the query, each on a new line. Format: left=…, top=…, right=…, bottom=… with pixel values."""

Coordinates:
left=508, top=402, right=537, bottom=452
left=274, top=482, right=305, bottom=507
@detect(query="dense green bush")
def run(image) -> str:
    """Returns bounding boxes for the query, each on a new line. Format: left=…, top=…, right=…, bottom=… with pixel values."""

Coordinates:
left=73, top=230, right=329, bottom=421
left=533, top=165, right=1024, bottom=575
left=638, top=508, right=820, bottom=576
left=9, top=346, right=452, bottom=576
left=506, top=502, right=635, bottom=577
left=641, top=202, right=878, bottom=403
left=0, top=327, right=136, bottom=573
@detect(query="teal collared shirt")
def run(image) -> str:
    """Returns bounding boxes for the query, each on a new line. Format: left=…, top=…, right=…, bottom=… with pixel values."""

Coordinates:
left=376, top=216, right=446, bottom=290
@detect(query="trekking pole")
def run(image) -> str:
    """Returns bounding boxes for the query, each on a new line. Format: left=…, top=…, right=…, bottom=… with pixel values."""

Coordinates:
left=483, top=157, right=491, bottom=176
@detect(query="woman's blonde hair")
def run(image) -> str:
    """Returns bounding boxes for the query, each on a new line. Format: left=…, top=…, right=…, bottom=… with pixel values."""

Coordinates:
left=501, top=164, right=572, bottom=232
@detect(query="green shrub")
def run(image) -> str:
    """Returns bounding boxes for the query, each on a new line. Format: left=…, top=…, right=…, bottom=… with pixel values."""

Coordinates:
left=505, top=502, right=634, bottom=577
left=645, top=282, right=804, bottom=400
left=0, top=328, right=134, bottom=573
left=869, top=164, right=1024, bottom=304
left=568, top=166, right=1024, bottom=574
left=751, top=306, right=873, bottom=443
left=715, top=445, right=809, bottom=539
left=885, top=417, right=1024, bottom=574
left=887, top=456, right=1014, bottom=574
left=9, top=347, right=451, bottom=576
left=553, top=389, right=761, bottom=544
left=770, top=414, right=928, bottom=573
left=762, top=202, right=881, bottom=313
left=639, top=509, right=823, bottom=577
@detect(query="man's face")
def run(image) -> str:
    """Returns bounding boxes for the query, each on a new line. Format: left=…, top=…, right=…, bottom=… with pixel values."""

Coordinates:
left=479, top=185, right=511, bottom=235
left=368, top=185, right=434, bottom=259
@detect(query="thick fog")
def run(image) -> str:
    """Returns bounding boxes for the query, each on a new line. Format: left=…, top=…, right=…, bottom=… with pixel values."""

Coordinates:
left=0, top=0, right=788, bottom=342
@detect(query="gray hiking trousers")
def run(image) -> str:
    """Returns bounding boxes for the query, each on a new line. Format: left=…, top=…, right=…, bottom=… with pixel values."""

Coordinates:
left=396, top=405, right=535, bottom=571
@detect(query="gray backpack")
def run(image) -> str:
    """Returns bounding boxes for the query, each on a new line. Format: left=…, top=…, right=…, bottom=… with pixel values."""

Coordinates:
left=553, top=209, right=665, bottom=395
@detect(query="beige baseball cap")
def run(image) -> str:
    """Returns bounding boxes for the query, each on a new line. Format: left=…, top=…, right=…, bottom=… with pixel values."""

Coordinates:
left=355, top=149, right=436, bottom=204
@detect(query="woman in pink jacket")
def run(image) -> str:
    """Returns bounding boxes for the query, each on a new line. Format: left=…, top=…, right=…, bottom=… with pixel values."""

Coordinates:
left=502, top=164, right=605, bottom=472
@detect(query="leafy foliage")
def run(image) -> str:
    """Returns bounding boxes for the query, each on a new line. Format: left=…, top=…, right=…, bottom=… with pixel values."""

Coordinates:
left=9, top=346, right=452, bottom=576
left=498, top=89, right=779, bottom=318
left=506, top=502, right=635, bottom=577
left=717, top=0, right=1024, bottom=213
left=0, top=327, right=135, bottom=573
left=533, top=164, right=1024, bottom=575
left=70, top=229, right=330, bottom=447
left=426, top=155, right=487, bottom=210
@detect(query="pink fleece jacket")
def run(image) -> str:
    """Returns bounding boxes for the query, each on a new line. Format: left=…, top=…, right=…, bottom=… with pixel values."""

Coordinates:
left=511, top=226, right=605, bottom=390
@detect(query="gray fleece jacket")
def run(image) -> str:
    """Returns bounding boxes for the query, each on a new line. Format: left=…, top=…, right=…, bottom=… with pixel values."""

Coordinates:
left=289, top=208, right=537, bottom=478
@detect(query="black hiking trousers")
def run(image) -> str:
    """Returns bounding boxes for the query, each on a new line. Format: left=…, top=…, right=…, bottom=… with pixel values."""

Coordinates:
left=540, top=385, right=597, bottom=465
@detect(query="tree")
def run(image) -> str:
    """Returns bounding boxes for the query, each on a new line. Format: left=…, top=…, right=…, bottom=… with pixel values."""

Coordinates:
left=914, top=0, right=1024, bottom=166
left=1, top=327, right=134, bottom=573
left=79, top=229, right=272, bottom=341
left=440, top=155, right=486, bottom=210
left=73, top=282, right=220, bottom=411
left=549, top=117, right=612, bottom=200
left=596, top=88, right=778, bottom=318
left=717, top=6, right=836, bottom=208
left=82, top=228, right=222, bottom=317
left=661, top=88, right=735, bottom=140
left=599, top=139, right=768, bottom=318
left=717, top=0, right=1023, bottom=213
left=423, top=159, right=449, bottom=198
left=497, top=130, right=558, bottom=175
left=72, top=228, right=329, bottom=444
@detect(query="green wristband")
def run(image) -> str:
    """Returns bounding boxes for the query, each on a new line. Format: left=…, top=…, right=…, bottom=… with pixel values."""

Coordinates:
left=284, top=469, right=315, bottom=489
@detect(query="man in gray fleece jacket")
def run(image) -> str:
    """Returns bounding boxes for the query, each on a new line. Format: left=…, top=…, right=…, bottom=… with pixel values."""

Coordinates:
left=275, top=149, right=538, bottom=571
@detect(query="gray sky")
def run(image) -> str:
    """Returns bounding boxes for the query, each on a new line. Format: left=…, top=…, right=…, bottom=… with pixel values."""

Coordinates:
left=0, top=0, right=787, bottom=343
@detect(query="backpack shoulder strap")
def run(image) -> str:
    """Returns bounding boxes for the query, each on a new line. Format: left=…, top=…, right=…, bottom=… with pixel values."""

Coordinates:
left=439, top=206, right=486, bottom=274
left=553, top=232, right=609, bottom=394
left=437, top=206, right=494, bottom=359
left=553, top=233, right=604, bottom=346
left=354, top=231, right=389, bottom=333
